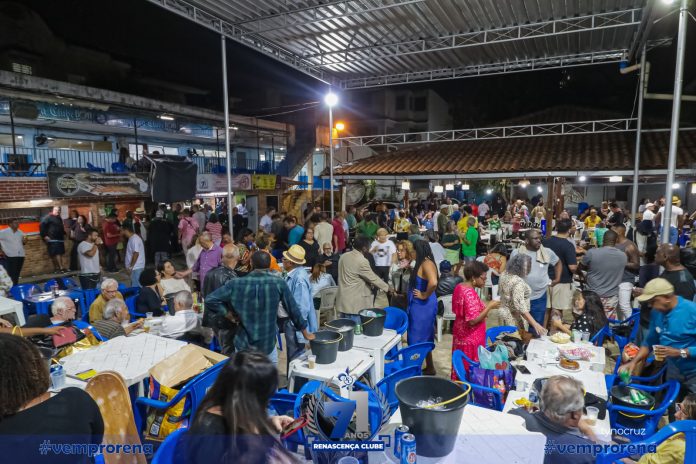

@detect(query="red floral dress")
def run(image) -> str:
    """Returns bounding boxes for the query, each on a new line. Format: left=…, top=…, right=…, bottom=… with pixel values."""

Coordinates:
left=451, top=283, right=486, bottom=380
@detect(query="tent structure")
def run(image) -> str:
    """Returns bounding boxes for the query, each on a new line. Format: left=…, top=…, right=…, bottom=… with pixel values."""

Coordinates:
left=147, top=0, right=690, bottom=238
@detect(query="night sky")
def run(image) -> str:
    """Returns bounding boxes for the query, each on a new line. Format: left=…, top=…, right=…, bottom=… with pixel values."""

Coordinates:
left=17, top=0, right=696, bottom=126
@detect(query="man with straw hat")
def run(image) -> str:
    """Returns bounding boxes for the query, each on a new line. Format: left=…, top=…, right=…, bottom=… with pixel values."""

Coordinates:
left=655, top=195, right=684, bottom=245
left=280, top=245, right=317, bottom=370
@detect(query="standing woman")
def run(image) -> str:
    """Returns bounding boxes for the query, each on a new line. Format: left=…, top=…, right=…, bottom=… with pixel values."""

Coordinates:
left=408, top=240, right=439, bottom=375
left=441, top=221, right=461, bottom=275
left=496, top=253, right=547, bottom=338
left=298, top=227, right=320, bottom=268
left=70, top=214, right=90, bottom=272
left=205, top=213, right=223, bottom=246
left=451, top=261, right=500, bottom=377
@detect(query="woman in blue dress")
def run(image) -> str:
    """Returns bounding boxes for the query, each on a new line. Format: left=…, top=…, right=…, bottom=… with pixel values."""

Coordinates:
left=408, top=239, right=439, bottom=375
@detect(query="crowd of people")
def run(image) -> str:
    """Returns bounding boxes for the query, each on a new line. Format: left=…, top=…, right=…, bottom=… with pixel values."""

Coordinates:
left=1, top=192, right=696, bottom=463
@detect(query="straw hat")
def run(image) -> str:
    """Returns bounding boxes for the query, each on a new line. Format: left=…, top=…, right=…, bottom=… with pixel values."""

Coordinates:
left=134, top=207, right=146, bottom=215
left=672, top=195, right=681, bottom=206
left=283, top=244, right=306, bottom=265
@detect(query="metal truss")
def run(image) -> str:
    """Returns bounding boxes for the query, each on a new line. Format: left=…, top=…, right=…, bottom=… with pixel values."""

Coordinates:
left=339, top=49, right=628, bottom=89
left=309, top=9, right=640, bottom=66
left=145, top=0, right=335, bottom=84
left=336, top=118, right=638, bottom=147
left=235, top=0, right=425, bottom=35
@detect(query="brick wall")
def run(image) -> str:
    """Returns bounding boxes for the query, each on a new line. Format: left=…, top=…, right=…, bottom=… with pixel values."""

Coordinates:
left=21, top=236, right=75, bottom=278
left=0, top=178, right=49, bottom=202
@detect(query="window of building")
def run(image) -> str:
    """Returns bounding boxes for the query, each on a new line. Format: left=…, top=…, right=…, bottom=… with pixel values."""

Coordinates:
left=395, top=95, right=406, bottom=111
left=128, top=144, right=179, bottom=155
left=0, top=134, right=24, bottom=146
left=11, top=63, right=32, bottom=75
left=47, top=138, right=112, bottom=152
left=413, top=96, right=427, bottom=111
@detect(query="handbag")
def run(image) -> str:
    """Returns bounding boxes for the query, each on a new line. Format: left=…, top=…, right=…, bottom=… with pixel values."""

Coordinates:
left=389, top=269, right=409, bottom=310
left=52, top=326, right=79, bottom=348
left=469, top=364, right=516, bottom=408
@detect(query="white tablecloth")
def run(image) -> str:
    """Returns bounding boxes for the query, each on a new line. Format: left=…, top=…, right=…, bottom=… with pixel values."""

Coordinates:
left=513, top=359, right=607, bottom=400
left=0, top=296, right=24, bottom=326
left=59, top=333, right=187, bottom=387
left=527, top=338, right=606, bottom=371
left=387, top=405, right=546, bottom=463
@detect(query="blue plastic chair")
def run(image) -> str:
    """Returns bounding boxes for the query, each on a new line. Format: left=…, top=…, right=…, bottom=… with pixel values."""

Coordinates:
left=72, top=320, right=107, bottom=342
left=371, top=365, right=421, bottom=415
left=43, top=279, right=59, bottom=292
left=383, top=341, right=435, bottom=376
left=485, top=325, right=517, bottom=346
left=592, top=311, right=641, bottom=375
left=607, top=380, right=680, bottom=442
left=605, top=356, right=667, bottom=392
left=596, top=419, right=696, bottom=464
left=10, top=284, right=41, bottom=301
left=452, top=350, right=503, bottom=411
left=384, top=306, right=407, bottom=357
left=270, top=390, right=302, bottom=452
left=125, top=294, right=145, bottom=319
left=86, top=162, right=106, bottom=173
left=111, top=162, right=129, bottom=173
left=134, top=360, right=227, bottom=437
left=151, top=427, right=187, bottom=464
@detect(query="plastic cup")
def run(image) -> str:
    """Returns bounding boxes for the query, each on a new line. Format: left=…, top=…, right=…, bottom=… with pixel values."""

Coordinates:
left=146, top=312, right=154, bottom=320
left=653, top=345, right=664, bottom=361
left=50, top=366, right=66, bottom=390
left=307, top=355, right=316, bottom=369
left=585, top=406, right=599, bottom=426
left=572, top=330, right=582, bottom=343
left=581, top=331, right=590, bottom=342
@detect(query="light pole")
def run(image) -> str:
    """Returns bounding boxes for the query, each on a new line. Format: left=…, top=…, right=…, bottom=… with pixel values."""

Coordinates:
left=325, top=92, right=338, bottom=219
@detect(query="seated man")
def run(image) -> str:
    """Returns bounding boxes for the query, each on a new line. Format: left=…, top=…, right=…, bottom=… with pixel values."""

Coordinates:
left=24, top=296, right=77, bottom=328
left=509, top=375, right=600, bottom=464
left=92, top=299, right=143, bottom=340
left=159, top=290, right=207, bottom=345
left=88, top=278, right=124, bottom=323
left=436, top=260, right=463, bottom=298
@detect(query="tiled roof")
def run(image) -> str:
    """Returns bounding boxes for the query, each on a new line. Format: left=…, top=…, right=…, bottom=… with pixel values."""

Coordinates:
left=334, top=130, right=696, bottom=177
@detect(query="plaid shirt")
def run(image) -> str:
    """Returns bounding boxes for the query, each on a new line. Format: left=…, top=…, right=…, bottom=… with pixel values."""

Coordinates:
left=205, top=269, right=307, bottom=355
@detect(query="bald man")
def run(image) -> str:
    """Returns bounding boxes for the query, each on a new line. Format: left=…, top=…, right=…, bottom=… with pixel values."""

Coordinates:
left=612, top=224, right=640, bottom=320
left=201, top=243, right=241, bottom=356
left=656, top=244, right=695, bottom=301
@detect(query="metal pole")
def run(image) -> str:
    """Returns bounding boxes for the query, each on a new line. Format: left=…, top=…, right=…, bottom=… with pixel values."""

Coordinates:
left=661, top=0, right=688, bottom=244
left=630, top=47, right=647, bottom=230
left=221, top=35, right=234, bottom=239
left=133, top=117, right=139, bottom=161
left=8, top=100, right=17, bottom=156
left=329, top=106, right=335, bottom=218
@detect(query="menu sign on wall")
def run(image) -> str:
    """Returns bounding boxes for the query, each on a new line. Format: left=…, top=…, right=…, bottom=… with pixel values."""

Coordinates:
left=48, top=172, right=150, bottom=198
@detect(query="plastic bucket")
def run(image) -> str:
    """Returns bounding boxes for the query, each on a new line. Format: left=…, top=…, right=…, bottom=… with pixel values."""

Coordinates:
left=395, top=376, right=470, bottom=458
left=358, top=308, right=386, bottom=337
left=309, top=331, right=342, bottom=364
left=324, top=319, right=356, bottom=351
left=611, top=385, right=656, bottom=420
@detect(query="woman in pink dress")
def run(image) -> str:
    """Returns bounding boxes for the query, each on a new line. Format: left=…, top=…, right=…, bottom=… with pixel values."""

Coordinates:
left=451, top=260, right=501, bottom=380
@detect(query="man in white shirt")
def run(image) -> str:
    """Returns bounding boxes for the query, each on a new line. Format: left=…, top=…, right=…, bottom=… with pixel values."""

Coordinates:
left=160, top=290, right=207, bottom=344
left=0, top=219, right=26, bottom=285
left=77, top=229, right=102, bottom=289
left=478, top=200, right=490, bottom=222
left=259, top=207, right=275, bottom=233
left=314, top=213, right=334, bottom=249
left=370, top=228, right=397, bottom=283
left=655, top=196, right=684, bottom=245
left=123, top=227, right=146, bottom=287
left=236, top=198, right=249, bottom=228
left=192, top=205, right=207, bottom=234
left=432, top=209, right=441, bottom=234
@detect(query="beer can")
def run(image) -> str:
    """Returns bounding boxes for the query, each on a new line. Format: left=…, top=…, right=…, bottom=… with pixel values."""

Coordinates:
left=354, top=322, right=363, bottom=335
left=400, top=433, right=417, bottom=464
left=394, top=424, right=409, bottom=459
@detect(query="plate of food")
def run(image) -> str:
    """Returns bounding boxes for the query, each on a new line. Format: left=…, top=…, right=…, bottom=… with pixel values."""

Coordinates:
left=550, top=332, right=571, bottom=344
left=558, top=358, right=581, bottom=372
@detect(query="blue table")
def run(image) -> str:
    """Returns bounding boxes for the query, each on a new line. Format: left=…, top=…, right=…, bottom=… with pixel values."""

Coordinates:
left=24, top=289, right=86, bottom=316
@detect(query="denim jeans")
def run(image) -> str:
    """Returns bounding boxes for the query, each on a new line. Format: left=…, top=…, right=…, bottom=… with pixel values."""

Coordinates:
left=131, top=267, right=144, bottom=287
left=339, top=312, right=362, bottom=324
left=267, top=346, right=278, bottom=366
left=529, top=293, right=548, bottom=336
left=281, top=318, right=305, bottom=373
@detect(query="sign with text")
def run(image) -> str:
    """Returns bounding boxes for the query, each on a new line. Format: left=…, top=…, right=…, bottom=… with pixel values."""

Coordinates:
left=252, top=174, right=277, bottom=190
left=196, top=173, right=251, bottom=193
left=47, top=172, right=150, bottom=198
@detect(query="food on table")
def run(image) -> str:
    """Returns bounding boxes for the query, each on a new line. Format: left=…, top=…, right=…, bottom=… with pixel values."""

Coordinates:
left=559, top=358, right=580, bottom=370
left=550, top=332, right=571, bottom=344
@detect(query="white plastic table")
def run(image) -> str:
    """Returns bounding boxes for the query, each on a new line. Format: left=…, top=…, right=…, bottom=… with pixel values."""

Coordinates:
left=527, top=338, right=606, bottom=371
left=287, top=349, right=376, bottom=397
left=351, top=329, right=402, bottom=381
left=0, top=296, right=24, bottom=326
left=59, top=333, right=187, bottom=393
left=512, top=359, right=608, bottom=399
left=386, top=404, right=546, bottom=463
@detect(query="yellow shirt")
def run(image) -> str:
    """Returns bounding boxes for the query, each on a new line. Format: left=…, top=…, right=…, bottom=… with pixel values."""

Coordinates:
left=88, top=292, right=124, bottom=323
left=584, top=216, right=601, bottom=229
left=637, top=434, right=684, bottom=464
left=395, top=218, right=411, bottom=233
left=457, top=216, right=478, bottom=235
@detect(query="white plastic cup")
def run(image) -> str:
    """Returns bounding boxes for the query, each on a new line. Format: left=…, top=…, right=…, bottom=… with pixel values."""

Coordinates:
left=581, top=331, right=590, bottom=342
left=585, top=406, right=599, bottom=426
left=572, top=330, right=582, bottom=343
left=307, top=355, right=316, bottom=369
left=146, top=312, right=154, bottom=320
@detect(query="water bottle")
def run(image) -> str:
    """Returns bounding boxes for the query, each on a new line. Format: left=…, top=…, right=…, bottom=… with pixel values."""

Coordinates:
left=354, top=321, right=362, bottom=335
left=540, top=219, right=547, bottom=236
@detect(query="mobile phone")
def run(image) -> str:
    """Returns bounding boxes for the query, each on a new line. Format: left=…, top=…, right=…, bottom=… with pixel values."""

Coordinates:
left=515, top=364, right=532, bottom=375
left=280, top=416, right=308, bottom=439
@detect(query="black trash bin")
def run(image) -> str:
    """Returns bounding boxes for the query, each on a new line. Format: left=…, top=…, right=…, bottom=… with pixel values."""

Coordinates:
left=309, top=330, right=342, bottom=364
left=324, top=318, right=356, bottom=351
left=359, top=308, right=386, bottom=337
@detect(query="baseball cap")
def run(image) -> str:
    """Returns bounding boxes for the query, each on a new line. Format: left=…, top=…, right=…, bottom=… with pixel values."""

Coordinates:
left=439, top=260, right=452, bottom=273
left=636, top=278, right=675, bottom=302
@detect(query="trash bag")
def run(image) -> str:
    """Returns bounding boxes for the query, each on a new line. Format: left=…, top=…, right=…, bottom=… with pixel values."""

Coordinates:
left=478, top=344, right=509, bottom=370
